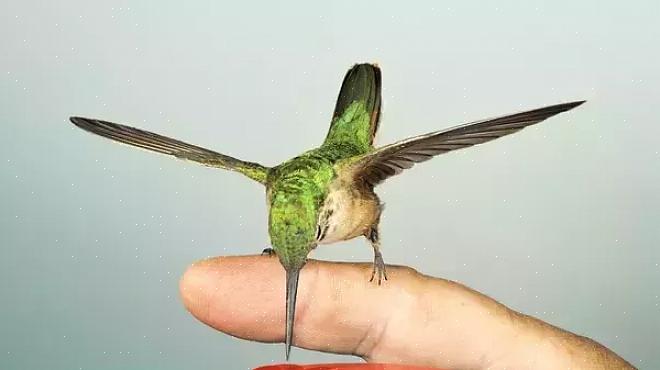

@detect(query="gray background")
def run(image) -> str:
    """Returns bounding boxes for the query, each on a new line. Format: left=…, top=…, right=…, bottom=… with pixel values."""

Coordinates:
left=1, top=1, right=658, bottom=369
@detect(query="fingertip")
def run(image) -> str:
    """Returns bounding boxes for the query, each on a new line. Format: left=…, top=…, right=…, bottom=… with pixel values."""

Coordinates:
left=179, top=258, right=219, bottom=323
left=178, top=255, right=287, bottom=341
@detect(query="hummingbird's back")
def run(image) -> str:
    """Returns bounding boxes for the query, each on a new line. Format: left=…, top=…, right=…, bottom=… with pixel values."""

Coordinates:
left=321, top=63, right=381, bottom=158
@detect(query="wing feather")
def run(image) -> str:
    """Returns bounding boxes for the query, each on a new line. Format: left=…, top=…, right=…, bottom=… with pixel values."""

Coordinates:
left=346, top=101, right=585, bottom=186
left=70, top=117, right=269, bottom=184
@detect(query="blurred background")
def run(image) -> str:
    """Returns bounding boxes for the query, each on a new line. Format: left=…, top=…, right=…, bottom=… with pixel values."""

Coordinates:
left=1, top=1, right=658, bottom=369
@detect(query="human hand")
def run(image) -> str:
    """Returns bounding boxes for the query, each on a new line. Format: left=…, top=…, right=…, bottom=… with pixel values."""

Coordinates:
left=179, top=255, right=634, bottom=370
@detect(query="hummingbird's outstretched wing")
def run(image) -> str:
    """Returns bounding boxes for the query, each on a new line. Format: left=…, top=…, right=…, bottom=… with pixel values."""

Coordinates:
left=343, top=101, right=585, bottom=186
left=69, top=117, right=269, bottom=184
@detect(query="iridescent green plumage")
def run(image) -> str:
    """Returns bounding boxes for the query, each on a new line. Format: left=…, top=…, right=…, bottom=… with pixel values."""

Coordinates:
left=70, top=62, right=584, bottom=361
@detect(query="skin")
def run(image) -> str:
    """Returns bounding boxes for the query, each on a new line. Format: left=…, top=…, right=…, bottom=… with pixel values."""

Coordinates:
left=179, top=255, right=636, bottom=370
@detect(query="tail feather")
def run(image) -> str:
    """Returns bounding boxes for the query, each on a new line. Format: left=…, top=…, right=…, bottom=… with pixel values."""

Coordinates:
left=323, top=63, right=382, bottom=153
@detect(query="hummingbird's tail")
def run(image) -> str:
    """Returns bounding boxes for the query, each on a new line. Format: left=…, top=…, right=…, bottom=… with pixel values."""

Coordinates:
left=323, top=63, right=382, bottom=154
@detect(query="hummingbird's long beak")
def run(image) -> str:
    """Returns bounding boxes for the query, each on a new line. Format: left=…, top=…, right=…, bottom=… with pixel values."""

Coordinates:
left=285, top=267, right=301, bottom=361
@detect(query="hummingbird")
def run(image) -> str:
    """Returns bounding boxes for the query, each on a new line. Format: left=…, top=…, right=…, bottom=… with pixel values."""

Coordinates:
left=70, top=63, right=584, bottom=360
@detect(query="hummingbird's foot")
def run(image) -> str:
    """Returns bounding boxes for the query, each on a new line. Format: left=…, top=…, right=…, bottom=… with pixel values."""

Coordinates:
left=369, top=251, right=388, bottom=285
left=261, top=247, right=276, bottom=256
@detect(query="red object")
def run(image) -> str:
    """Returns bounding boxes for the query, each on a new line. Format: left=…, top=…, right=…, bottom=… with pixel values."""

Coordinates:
left=254, top=364, right=444, bottom=370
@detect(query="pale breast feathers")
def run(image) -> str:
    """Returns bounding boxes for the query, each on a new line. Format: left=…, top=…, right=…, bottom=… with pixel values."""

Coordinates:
left=316, top=184, right=380, bottom=244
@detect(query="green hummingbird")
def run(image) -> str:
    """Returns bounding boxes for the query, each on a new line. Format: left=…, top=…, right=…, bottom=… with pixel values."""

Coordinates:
left=70, top=63, right=584, bottom=360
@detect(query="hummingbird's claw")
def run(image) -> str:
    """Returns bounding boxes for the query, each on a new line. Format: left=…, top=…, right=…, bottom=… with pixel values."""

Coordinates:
left=261, top=247, right=276, bottom=256
left=370, top=252, right=388, bottom=285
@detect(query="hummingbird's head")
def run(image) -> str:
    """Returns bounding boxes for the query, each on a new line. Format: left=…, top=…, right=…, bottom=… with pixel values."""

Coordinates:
left=268, top=189, right=319, bottom=270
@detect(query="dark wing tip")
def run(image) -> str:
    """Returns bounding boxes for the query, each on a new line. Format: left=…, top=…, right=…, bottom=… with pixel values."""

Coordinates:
left=514, top=100, right=586, bottom=123
left=69, top=116, right=84, bottom=125
left=69, top=116, right=97, bottom=131
left=556, top=100, right=586, bottom=112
